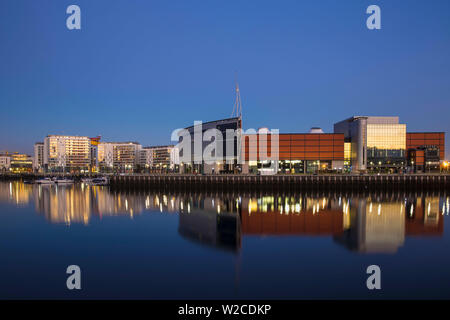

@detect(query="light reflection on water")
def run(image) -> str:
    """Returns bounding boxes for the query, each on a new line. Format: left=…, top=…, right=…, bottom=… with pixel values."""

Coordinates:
left=1, top=181, right=448, bottom=254
left=1, top=181, right=450, bottom=299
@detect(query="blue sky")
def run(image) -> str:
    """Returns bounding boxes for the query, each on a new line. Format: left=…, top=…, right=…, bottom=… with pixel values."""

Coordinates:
left=1, top=0, right=449, bottom=157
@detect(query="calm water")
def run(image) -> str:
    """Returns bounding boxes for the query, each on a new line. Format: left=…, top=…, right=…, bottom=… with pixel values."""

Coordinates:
left=0, top=181, right=449, bottom=299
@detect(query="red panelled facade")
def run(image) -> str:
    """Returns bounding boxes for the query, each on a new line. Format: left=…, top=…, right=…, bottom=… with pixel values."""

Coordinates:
left=243, top=133, right=345, bottom=161
left=406, top=132, right=445, bottom=160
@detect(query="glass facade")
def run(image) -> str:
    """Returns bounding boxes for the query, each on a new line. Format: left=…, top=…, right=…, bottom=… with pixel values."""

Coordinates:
left=366, top=124, right=406, bottom=168
left=344, top=142, right=352, bottom=161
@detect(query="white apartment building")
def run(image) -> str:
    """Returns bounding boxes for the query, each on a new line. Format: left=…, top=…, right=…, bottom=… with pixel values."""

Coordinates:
left=33, top=142, right=44, bottom=172
left=0, top=154, right=11, bottom=172
left=139, top=148, right=154, bottom=170
left=98, top=142, right=142, bottom=173
left=44, top=135, right=91, bottom=172
left=139, top=145, right=178, bottom=172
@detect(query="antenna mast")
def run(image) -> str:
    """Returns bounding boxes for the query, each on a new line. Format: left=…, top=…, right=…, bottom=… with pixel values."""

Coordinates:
left=231, top=74, right=242, bottom=119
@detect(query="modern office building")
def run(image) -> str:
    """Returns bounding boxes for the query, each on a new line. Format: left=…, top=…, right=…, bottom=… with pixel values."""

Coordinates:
left=241, top=132, right=345, bottom=174
left=334, top=116, right=407, bottom=172
left=175, top=115, right=446, bottom=174
left=43, top=135, right=91, bottom=173
left=177, top=117, right=242, bottom=174
left=98, top=142, right=142, bottom=173
left=9, top=153, right=33, bottom=173
left=334, top=116, right=445, bottom=173
left=0, top=152, right=33, bottom=173
left=406, top=132, right=445, bottom=172
left=33, top=142, right=44, bottom=172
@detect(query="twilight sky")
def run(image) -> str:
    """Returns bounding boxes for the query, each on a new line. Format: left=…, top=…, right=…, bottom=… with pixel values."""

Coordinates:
left=1, top=0, right=449, bottom=157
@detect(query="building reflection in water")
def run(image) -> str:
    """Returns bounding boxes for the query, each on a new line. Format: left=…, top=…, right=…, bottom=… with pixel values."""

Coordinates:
left=0, top=182, right=448, bottom=254
left=178, top=196, right=241, bottom=252
left=0, top=181, right=33, bottom=205
left=334, top=196, right=444, bottom=253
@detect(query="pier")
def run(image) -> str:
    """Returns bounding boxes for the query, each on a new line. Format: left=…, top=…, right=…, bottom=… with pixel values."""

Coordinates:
left=109, top=174, right=450, bottom=193
left=1, top=173, right=449, bottom=193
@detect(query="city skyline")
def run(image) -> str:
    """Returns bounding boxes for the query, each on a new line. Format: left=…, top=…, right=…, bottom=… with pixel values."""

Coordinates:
left=2, top=1, right=450, bottom=304
left=1, top=0, right=450, bottom=158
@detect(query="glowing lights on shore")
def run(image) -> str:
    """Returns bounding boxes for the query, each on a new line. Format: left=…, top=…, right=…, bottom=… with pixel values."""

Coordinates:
left=3, top=181, right=449, bottom=229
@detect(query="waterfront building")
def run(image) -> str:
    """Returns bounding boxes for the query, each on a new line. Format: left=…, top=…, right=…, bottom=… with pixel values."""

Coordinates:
left=0, top=152, right=33, bottom=173
left=406, top=132, right=445, bottom=172
left=334, top=116, right=407, bottom=172
left=0, top=153, right=11, bottom=172
left=89, top=136, right=101, bottom=173
left=139, top=147, right=153, bottom=171
left=334, top=116, right=445, bottom=173
left=140, top=145, right=178, bottom=173
left=97, top=142, right=114, bottom=172
left=33, top=142, right=44, bottom=172
left=10, top=153, right=33, bottom=173
left=43, top=135, right=91, bottom=173
left=177, top=117, right=242, bottom=174
left=98, top=142, right=142, bottom=173
left=242, top=132, right=345, bottom=174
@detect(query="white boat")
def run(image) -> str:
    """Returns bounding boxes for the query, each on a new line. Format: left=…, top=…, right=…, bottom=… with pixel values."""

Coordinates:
left=55, top=178, right=74, bottom=184
left=36, top=178, right=54, bottom=185
left=81, top=178, right=94, bottom=183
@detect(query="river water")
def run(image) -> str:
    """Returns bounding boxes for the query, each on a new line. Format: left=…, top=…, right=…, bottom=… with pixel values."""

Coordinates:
left=0, top=181, right=449, bottom=299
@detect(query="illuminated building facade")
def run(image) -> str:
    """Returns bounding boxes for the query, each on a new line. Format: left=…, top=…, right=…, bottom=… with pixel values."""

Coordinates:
left=98, top=142, right=114, bottom=171
left=406, top=132, right=445, bottom=172
left=43, top=135, right=91, bottom=173
left=10, top=153, right=33, bottom=173
left=334, top=116, right=407, bottom=172
left=0, top=153, right=11, bottom=172
left=89, top=136, right=101, bottom=173
left=334, top=116, right=445, bottom=173
left=98, top=142, right=142, bottom=173
left=242, top=133, right=345, bottom=174
left=0, top=152, right=33, bottom=173
left=140, top=145, right=178, bottom=173
left=33, top=142, right=44, bottom=172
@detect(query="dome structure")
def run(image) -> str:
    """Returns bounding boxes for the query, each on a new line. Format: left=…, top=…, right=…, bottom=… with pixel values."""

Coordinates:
left=309, top=127, right=324, bottom=134
left=257, top=127, right=270, bottom=134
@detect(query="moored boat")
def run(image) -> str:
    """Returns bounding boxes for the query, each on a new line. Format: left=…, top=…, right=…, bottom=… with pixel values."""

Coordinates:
left=55, top=178, right=74, bottom=184
left=36, top=178, right=54, bottom=185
